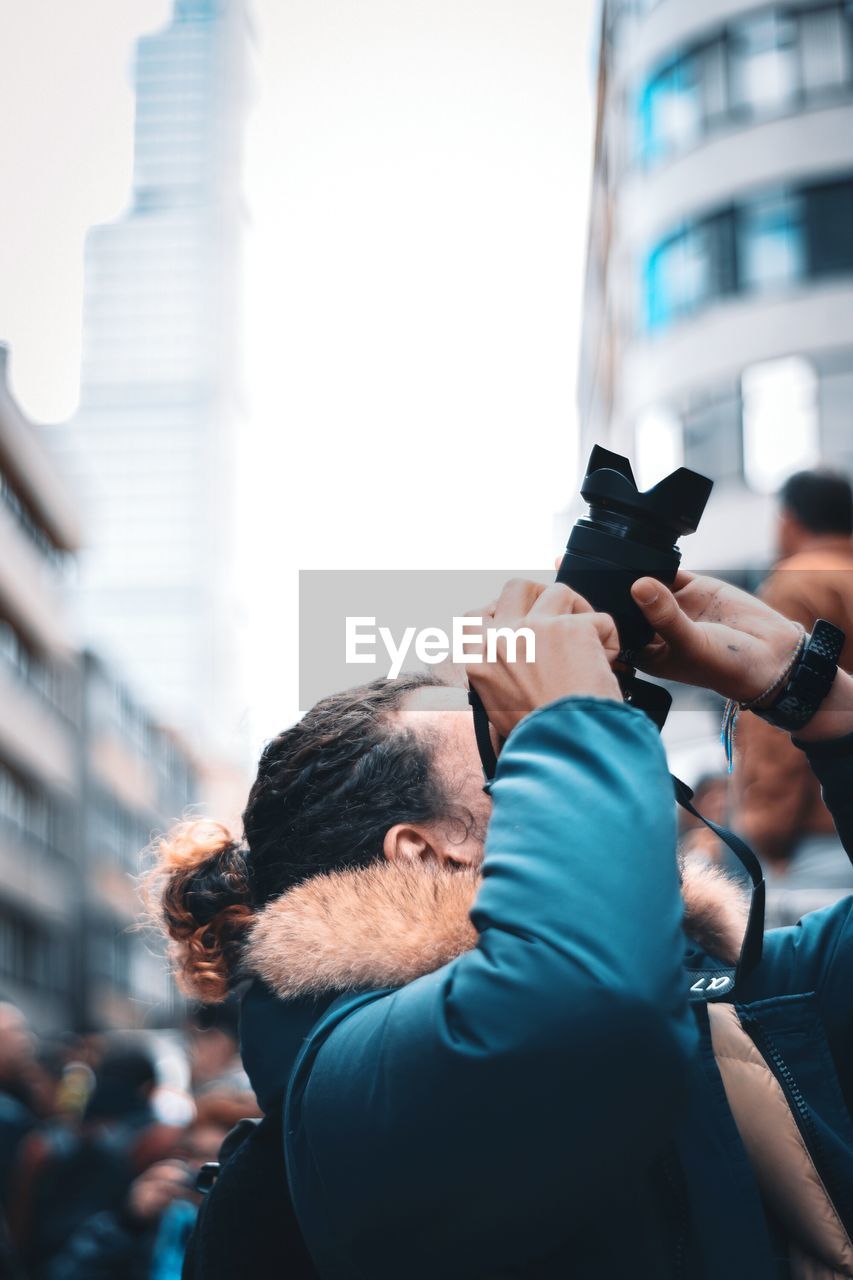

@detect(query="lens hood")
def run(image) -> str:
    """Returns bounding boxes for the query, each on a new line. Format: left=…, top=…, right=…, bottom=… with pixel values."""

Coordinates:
left=557, top=445, right=713, bottom=654
left=581, top=445, right=713, bottom=538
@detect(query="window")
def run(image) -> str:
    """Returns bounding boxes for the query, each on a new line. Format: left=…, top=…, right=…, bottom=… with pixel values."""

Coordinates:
left=800, top=6, right=851, bottom=92
left=635, top=4, right=853, bottom=171
left=682, top=386, right=744, bottom=482
left=645, top=229, right=707, bottom=330
left=642, top=174, right=853, bottom=332
left=0, top=468, right=65, bottom=567
left=805, top=178, right=853, bottom=276
left=729, top=12, right=799, bottom=115
left=738, top=192, right=805, bottom=290
left=639, top=56, right=702, bottom=163
left=742, top=358, right=819, bottom=492
left=645, top=212, right=735, bottom=330
left=0, top=762, right=58, bottom=850
left=698, top=38, right=730, bottom=125
left=0, top=911, right=69, bottom=993
left=0, top=619, right=77, bottom=720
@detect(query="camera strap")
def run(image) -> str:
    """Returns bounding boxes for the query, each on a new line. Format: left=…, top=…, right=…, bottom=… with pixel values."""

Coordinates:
left=670, top=774, right=765, bottom=987
left=468, top=689, right=766, bottom=987
left=469, top=687, right=500, bottom=782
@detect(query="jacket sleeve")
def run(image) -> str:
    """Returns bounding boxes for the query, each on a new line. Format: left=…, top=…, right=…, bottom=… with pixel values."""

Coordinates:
left=291, top=698, right=696, bottom=1276
left=747, top=732, right=853, bottom=1114
left=797, top=730, right=853, bottom=860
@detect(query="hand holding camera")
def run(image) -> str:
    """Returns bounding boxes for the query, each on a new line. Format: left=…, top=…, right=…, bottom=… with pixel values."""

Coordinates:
left=464, top=578, right=621, bottom=739
left=467, top=447, right=851, bottom=773
left=630, top=571, right=803, bottom=704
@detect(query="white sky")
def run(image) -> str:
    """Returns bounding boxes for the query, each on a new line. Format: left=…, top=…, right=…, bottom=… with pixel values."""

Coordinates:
left=0, top=0, right=596, bottom=747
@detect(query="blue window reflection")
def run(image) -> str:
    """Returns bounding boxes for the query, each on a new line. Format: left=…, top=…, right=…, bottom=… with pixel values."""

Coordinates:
left=639, top=57, right=701, bottom=164
left=645, top=230, right=704, bottom=330
left=645, top=214, right=735, bottom=331
left=738, top=193, right=804, bottom=290
left=635, top=3, right=853, bottom=170
left=642, top=177, right=853, bottom=333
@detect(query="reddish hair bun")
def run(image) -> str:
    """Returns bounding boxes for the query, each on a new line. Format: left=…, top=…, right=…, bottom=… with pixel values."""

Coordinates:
left=144, top=820, right=253, bottom=1003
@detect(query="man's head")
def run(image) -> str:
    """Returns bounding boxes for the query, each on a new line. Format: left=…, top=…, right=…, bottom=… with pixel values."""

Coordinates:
left=777, top=469, right=853, bottom=559
left=242, top=675, right=490, bottom=898
left=152, top=675, right=492, bottom=1001
left=84, top=1047, right=157, bottom=1121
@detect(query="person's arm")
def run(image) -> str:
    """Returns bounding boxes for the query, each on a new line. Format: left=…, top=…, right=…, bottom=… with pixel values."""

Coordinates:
left=289, top=587, right=696, bottom=1279
left=631, top=572, right=853, bottom=861
left=631, top=563, right=853, bottom=859
left=793, top=671, right=853, bottom=858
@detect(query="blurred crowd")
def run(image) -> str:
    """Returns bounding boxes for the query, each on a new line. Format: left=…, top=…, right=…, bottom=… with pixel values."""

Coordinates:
left=0, top=1001, right=258, bottom=1280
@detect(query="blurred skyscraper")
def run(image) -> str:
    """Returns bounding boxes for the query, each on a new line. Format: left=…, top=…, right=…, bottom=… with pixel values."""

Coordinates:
left=579, top=0, right=853, bottom=569
left=47, top=0, right=250, bottom=758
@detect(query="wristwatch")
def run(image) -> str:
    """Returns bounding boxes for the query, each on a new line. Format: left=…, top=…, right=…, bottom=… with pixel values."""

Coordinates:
left=753, top=620, right=846, bottom=732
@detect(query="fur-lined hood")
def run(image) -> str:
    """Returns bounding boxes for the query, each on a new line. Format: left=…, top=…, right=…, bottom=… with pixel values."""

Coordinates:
left=244, top=857, right=748, bottom=1002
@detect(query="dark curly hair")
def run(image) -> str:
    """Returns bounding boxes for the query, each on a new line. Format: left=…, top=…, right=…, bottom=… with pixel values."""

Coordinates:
left=147, top=673, right=461, bottom=1001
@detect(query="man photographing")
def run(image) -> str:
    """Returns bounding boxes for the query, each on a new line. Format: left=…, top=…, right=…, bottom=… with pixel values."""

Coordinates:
left=150, top=571, right=853, bottom=1279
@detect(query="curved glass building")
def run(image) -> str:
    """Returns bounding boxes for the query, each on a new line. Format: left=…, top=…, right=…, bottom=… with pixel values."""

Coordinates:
left=579, top=0, right=853, bottom=567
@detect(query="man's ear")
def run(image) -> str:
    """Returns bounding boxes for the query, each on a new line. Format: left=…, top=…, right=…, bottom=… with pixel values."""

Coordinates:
left=382, top=823, right=479, bottom=869
left=382, top=824, right=435, bottom=865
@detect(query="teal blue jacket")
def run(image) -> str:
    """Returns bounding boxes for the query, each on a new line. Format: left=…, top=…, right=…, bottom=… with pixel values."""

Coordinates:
left=240, top=698, right=853, bottom=1278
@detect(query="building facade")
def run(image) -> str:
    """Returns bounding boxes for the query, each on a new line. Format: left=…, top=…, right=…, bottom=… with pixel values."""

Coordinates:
left=0, top=347, right=82, bottom=1032
left=579, top=0, right=853, bottom=570
left=46, top=0, right=251, bottom=758
left=78, top=651, right=197, bottom=1031
left=0, top=346, right=198, bottom=1033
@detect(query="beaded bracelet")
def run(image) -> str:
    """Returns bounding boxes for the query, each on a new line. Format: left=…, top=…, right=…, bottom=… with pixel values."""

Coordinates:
left=721, top=624, right=807, bottom=772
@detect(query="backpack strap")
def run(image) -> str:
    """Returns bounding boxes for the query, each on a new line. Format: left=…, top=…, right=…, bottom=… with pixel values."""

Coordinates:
left=195, top=1117, right=261, bottom=1195
left=182, top=1102, right=318, bottom=1280
left=708, top=1003, right=853, bottom=1276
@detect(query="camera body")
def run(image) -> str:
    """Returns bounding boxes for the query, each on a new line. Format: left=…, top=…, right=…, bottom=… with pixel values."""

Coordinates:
left=556, top=446, right=713, bottom=727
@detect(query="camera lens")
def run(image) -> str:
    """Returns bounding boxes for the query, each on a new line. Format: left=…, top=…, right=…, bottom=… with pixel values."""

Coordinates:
left=557, top=446, right=712, bottom=652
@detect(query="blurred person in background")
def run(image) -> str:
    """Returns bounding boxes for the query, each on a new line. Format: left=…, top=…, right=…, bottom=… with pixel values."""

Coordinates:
left=0, top=1004, right=36, bottom=1278
left=734, top=468, right=853, bottom=925
left=0, top=1004, right=36, bottom=1211
left=14, top=1046, right=184, bottom=1278
left=188, top=1002, right=253, bottom=1102
left=25, top=1041, right=72, bottom=1126
left=45, top=1112, right=232, bottom=1280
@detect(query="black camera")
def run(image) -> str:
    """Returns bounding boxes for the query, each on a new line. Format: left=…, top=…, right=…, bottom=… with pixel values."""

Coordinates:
left=556, top=446, right=713, bottom=728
